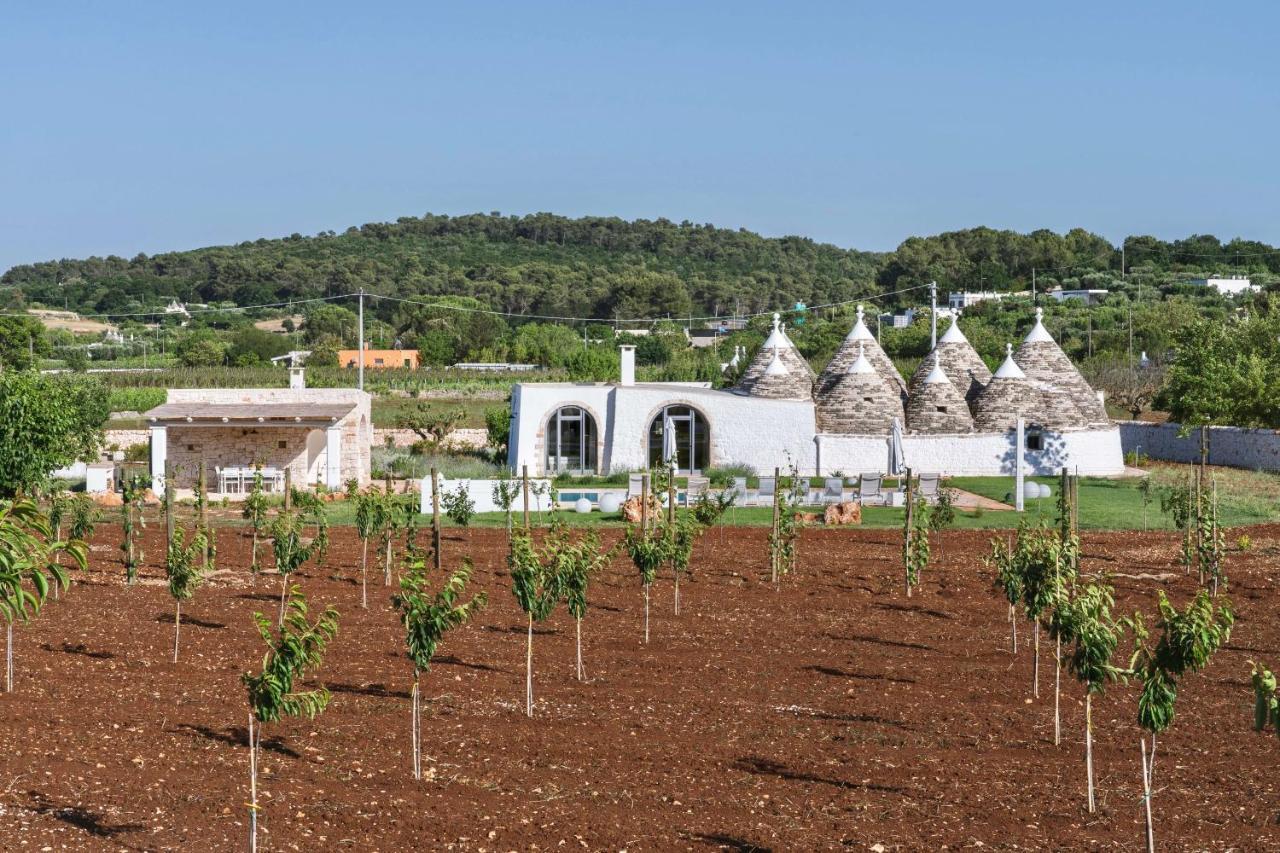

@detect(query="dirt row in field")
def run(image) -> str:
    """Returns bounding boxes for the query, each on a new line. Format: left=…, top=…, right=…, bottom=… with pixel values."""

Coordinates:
left=1, top=522, right=1279, bottom=850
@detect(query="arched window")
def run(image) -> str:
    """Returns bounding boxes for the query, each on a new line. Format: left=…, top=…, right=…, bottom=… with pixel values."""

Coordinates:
left=648, top=405, right=709, bottom=473
left=545, top=406, right=598, bottom=474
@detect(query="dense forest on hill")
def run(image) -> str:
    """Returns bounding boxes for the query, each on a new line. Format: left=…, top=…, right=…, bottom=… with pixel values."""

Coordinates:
left=4, top=213, right=1277, bottom=324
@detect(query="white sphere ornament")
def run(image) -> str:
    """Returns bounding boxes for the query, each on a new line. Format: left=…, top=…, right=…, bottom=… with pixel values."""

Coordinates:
left=1038, top=483, right=1052, bottom=499
left=574, top=497, right=593, bottom=514
left=599, top=493, right=622, bottom=514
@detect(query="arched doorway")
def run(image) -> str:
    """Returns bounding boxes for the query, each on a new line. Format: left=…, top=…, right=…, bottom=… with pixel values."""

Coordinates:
left=648, top=405, right=709, bottom=473
left=545, top=406, right=598, bottom=474
left=305, top=429, right=327, bottom=485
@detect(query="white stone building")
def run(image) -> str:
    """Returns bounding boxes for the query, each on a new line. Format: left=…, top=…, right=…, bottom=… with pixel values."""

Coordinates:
left=144, top=368, right=372, bottom=495
left=508, top=307, right=1124, bottom=478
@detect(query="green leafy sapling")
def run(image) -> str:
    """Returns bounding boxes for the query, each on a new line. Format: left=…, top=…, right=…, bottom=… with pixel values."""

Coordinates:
left=241, top=587, right=338, bottom=853
left=624, top=523, right=667, bottom=644
left=354, top=490, right=391, bottom=609
left=269, top=510, right=327, bottom=626
left=0, top=499, right=82, bottom=693
left=554, top=527, right=612, bottom=680
left=1126, top=589, right=1233, bottom=853
left=509, top=527, right=562, bottom=716
left=1054, top=578, right=1126, bottom=814
left=988, top=535, right=1023, bottom=654
left=392, top=556, right=486, bottom=779
left=767, top=486, right=799, bottom=586
left=120, top=474, right=148, bottom=584
left=242, top=470, right=270, bottom=584
left=1250, top=661, right=1278, bottom=735
left=442, top=482, right=475, bottom=527
left=903, top=496, right=930, bottom=597
left=165, top=526, right=208, bottom=663
left=492, top=475, right=519, bottom=533
left=666, top=516, right=700, bottom=616
left=69, top=494, right=98, bottom=545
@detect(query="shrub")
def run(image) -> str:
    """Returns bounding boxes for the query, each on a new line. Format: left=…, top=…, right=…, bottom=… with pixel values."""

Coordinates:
left=441, top=483, right=475, bottom=527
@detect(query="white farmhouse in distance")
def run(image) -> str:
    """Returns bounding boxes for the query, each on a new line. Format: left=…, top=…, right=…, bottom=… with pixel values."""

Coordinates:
left=1048, top=288, right=1109, bottom=305
left=1190, top=276, right=1259, bottom=297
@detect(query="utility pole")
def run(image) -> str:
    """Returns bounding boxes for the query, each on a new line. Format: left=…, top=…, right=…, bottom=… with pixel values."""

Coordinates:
left=357, top=287, right=365, bottom=392
left=929, top=281, right=938, bottom=349
left=1032, top=268, right=1036, bottom=305
left=1121, top=245, right=1126, bottom=280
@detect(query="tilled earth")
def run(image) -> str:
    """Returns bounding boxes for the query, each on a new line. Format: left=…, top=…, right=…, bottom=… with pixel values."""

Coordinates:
left=2, top=520, right=1279, bottom=851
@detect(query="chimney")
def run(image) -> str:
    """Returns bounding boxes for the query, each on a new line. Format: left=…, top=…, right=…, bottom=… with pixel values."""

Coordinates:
left=289, top=366, right=306, bottom=389
left=619, top=345, right=636, bottom=386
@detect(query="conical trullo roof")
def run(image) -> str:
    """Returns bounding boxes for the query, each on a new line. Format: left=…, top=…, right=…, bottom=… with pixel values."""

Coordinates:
left=817, top=343, right=905, bottom=434
left=907, top=318, right=992, bottom=405
left=817, top=305, right=907, bottom=400
left=735, top=313, right=814, bottom=399
left=973, top=344, right=1041, bottom=431
left=1013, top=308, right=1109, bottom=425
left=906, top=363, right=974, bottom=434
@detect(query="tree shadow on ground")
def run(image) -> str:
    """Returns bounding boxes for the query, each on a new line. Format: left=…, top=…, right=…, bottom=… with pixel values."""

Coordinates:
left=778, top=706, right=912, bottom=730
left=685, top=831, right=773, bottom=852
left=825, top=632, right=934, bottom=651
left=732, top=757, right=905, bottom=794
left=870, top=601, right=955, bottom=620
left=801, top=664, right=915, bottom=684
left=173, top=723, right=301, bottom=758
left=434, top=654, right=509, bottom=674
left=484, top=624, right=558, bottom=637
left=152, top=612, right=226, bottom=629
left=41, top=642, right=114, bottom=660
left=329, top=682, right=411, bottom=699
left=234, top=592, right=278, bottom=602
left=26, top=793, right=145, bottom=841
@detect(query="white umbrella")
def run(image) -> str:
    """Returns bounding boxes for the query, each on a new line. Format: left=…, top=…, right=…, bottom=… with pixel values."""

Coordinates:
left=663, top=414, right=678, bottom=469
left=888, top=416, right=905, bottom=477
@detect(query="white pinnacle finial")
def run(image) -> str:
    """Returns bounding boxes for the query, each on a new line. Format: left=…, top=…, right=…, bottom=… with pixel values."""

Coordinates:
left=994, top=342, right=1025, bottom=379
left=772, top=312, right=781, bottom=330
left=1035, top=306, right=1044, bottom=323
left=856, top=304, right=864, bottom=321
left=849, top=340, right=875, bottom=374
left=1006, top=342, right=1013, bottom=357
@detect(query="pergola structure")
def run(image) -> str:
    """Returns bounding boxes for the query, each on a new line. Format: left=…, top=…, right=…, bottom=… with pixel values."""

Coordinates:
left=145, top=399, right=363, bottom=495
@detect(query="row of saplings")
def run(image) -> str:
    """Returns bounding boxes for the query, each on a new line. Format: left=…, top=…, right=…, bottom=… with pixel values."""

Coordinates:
left=987, top=470, right=1236, bottom=853
left=1, top=464, right=742, bottom=852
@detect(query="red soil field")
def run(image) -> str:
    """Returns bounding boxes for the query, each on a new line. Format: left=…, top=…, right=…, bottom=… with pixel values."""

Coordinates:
left=2, top=522, right=1278, bottom=851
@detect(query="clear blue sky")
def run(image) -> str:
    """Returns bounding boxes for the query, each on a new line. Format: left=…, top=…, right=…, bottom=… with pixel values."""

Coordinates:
left=2, top=2, right=1275, bottom=271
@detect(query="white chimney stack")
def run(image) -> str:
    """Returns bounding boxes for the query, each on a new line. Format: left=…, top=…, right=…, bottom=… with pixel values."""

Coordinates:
left=619, top=345, right=636, bottom=386
left=289, top=366, right=306, bottom=389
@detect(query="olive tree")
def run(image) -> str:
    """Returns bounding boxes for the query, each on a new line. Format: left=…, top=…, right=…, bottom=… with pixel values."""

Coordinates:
left=392, top=556, right=486, bottom=779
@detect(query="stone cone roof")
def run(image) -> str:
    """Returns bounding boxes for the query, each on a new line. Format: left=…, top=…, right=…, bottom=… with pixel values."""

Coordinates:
left=1013, top=308, right=1109, bottom=425
left=735, top=313, right=814, bottom=400
left=817, top=343, right=905, bottom=434
left=973, top=344, right=1041, bottom=431
left=906, top=363, right=974, bottom=434
left=908, top=319, right=992, bottom=405
left=817, top=305, right=907, bottom=405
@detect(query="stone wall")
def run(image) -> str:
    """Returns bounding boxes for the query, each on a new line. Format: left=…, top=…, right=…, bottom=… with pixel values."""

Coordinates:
left=1119, top=421, right=1280, bottom=471
left=165, top=425, right=314, bottom=489
left=111, top=426, right=490, bottom=453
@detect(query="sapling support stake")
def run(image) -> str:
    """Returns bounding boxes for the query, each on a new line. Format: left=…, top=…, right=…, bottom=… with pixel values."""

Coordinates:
left=771, top=466, right=781, bottom=586
left=432, top=467, right=443, bottom=572
left=522, top=465, right=530, bottom=530
left=1085, top=691, right=1095, bottom=812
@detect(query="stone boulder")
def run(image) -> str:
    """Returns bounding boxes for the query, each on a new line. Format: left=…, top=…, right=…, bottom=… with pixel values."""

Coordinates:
left=621, top=495, right=661, bottom=524
left=823, top=501, right=862, bottom=526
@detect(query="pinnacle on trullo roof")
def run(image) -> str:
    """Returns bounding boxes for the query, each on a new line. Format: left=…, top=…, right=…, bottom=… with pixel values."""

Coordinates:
left=735, top=312, right=814, bottom=400
left=817, top=304, right=907, bottom=403
left=817, top=342, right=904, bottom=435
left=1014, top=307, right=1109, bottom=425
left=908, top=318, right=992, bottom=404
left=972, top=343, right=1041, bottom=431
left=906, top=361, right=974, bottom=434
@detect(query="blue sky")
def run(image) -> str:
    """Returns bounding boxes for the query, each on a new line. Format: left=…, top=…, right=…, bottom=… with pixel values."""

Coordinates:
left=1, top=2, right=1275, bottom=270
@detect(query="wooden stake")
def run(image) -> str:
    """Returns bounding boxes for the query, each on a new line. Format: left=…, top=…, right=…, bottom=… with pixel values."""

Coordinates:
left=283, top=467, right=293, bottom=511
left=198, top=461, right=209, bottom=568
left=521, top=465, right=530, bottom=530
left=1085, top=691, right=1095, bottom=813
left=431, top=467, right=442, bottom=572
left=164, top=460, right=175, bottom=547
left=771, top=467, right=781, bottom=585
left=904, top=467, right=914, bottom=597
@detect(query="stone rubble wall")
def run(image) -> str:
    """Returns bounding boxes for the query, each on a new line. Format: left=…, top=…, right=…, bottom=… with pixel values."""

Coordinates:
left=1119, top=421, right=1280, bottom=471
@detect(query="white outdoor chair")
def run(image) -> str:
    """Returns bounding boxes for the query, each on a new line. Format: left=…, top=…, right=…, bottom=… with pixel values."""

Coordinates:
left=857, top=472, right=886, bottom=506
left=627, top=473, right=644, bottom=498
left=917, top=472, right=942, bottom=503
left=755, top=476, right=776, bottom=507
left=822, top=478, right=845, bottom=504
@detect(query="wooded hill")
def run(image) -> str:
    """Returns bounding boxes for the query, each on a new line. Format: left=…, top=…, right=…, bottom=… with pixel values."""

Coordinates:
left=3, top=213, right=1275, bottom=323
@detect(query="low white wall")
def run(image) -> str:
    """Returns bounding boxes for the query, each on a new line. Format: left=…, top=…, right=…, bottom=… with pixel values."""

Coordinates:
left=1120, top=421, right=1280, bottom=471
left=420, top=477, right=554, bottom=514
left=817, top=426, right=1124, bottom=477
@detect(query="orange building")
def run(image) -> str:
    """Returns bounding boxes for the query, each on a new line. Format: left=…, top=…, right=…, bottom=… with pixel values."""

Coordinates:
left=339, top=349, right=419, bottom=369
